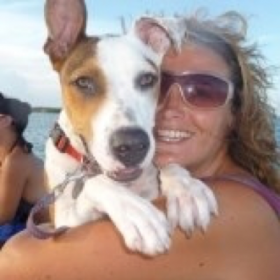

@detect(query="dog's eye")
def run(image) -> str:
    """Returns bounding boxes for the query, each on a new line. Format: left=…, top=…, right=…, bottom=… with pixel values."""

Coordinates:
left=74, top=76, right=96, bottom=95
left=136, top=73, right=158, bottom=90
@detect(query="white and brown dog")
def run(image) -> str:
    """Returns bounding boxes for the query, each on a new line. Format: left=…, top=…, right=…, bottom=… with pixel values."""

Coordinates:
left=41, top=0, right=217, bottom=256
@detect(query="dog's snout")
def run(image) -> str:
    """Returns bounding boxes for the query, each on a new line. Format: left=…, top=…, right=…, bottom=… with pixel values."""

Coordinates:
left=110, top=128, right=150, bottom=167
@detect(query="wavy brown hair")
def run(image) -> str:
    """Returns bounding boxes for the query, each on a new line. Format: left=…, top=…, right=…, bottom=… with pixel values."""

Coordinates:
left=174, top=10, right=280, bottom=193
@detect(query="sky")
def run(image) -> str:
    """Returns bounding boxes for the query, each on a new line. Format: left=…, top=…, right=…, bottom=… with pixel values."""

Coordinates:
left=0, top=0, right=279, bottom=111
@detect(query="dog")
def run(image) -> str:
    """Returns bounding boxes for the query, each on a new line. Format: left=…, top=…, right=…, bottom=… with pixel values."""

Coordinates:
left=43, top=0, right=217, bottom=256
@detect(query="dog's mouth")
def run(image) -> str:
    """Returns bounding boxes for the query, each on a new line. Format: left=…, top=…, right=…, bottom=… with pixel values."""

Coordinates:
left=106, top=167, right=143, bottom=182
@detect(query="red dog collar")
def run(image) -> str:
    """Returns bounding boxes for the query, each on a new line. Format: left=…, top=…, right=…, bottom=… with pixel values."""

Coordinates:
left=49, top=122, right=84, bottom=162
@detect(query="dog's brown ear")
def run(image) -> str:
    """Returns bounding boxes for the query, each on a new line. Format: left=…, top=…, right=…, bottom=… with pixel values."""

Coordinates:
left=134, top=17, right=182, bottom=55
left=44, top=0, right=87, bottom=70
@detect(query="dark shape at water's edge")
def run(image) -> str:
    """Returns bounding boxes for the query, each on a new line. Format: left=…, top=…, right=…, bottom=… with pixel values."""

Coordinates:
left=32, top=107, right=61, bottom=114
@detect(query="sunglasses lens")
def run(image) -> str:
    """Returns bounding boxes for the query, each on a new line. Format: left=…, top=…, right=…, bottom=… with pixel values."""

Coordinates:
left=182, top=74, right=229, bottom=108
left=160, top=72, right=231, bottom=108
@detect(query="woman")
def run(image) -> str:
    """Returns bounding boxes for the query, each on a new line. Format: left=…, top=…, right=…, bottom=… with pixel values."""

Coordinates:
left=0, top=11, right=280, bottom=279
left=0, top=93, right=47, bottom=247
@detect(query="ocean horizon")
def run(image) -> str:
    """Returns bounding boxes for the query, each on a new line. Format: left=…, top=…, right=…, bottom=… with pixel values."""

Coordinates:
left=25, top=112, right=280, bottom=160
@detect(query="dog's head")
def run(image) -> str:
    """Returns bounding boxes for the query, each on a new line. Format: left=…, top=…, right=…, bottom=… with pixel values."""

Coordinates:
left=44, top=0, right=176, bottom=182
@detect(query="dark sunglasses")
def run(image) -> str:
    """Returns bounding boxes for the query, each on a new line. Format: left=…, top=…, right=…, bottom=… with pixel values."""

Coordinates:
left=159, top=71, right=234, bottom=109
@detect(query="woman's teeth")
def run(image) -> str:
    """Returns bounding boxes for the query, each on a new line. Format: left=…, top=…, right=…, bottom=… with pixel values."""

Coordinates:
left=156, top=129, right=192, bottom=142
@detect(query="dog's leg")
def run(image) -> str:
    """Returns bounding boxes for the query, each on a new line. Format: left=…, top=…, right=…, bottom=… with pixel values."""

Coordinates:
left=56, top=175, right=171, bottom=256
left=159, top=164, right=218, bottom=235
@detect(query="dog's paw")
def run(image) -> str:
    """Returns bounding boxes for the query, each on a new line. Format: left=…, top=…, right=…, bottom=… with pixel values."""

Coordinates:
left=84, top=180, right=171, bottom=256
left=160, top=164, right=218, bottom=235
left=107, top=189, right=171, bottom=256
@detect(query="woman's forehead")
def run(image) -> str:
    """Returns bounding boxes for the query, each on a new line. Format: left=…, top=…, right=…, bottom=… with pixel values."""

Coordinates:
left=163, top=43, right=231, bottom=76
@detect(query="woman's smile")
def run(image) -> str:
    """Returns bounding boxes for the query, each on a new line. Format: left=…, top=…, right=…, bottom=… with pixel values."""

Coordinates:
left=155, top=128, right=194, bottom=143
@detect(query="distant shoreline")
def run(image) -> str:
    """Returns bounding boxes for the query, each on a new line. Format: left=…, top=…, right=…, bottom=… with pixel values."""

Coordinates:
left=32, top=107, right=61, bottom=113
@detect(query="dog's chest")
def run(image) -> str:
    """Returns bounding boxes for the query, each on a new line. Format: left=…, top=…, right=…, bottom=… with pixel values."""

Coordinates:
left=126, top=165, right=160, bottom=200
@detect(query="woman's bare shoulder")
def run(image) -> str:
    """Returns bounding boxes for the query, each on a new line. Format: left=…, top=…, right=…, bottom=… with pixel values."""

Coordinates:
left=208, top=179, right=280, bottom=275
left=209, top=178, right=280, bottom=230
left=5, top=148, right=35, bottom=175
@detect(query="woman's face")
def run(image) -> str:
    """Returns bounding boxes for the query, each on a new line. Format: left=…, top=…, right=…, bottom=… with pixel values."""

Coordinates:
left=0, top=114, right=10, bottom=130
left=154, top=43, right=234, bottom=177
left=0, top=114, right=14, bottom=139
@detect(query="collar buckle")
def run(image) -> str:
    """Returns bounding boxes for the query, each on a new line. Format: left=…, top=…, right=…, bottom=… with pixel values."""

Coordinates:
left=50, top=123, right=69, bottom=153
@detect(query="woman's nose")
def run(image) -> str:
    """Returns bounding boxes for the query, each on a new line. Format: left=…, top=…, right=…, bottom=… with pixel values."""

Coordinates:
left=157, top=84, right=185, bottom=119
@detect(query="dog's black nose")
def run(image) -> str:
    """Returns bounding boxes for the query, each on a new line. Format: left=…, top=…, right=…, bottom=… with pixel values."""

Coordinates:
left=110, top=128, right=150, bottom=167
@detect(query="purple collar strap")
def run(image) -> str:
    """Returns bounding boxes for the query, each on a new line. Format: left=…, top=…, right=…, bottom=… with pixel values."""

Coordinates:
left=204, top=174, right=280, bottom=217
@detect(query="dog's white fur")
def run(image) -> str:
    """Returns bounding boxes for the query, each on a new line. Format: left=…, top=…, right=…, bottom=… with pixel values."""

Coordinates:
left=45, top=11, right=217, bottom=256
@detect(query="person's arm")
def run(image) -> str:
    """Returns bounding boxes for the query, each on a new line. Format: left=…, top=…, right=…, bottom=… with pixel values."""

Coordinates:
left=0, top=153, right=26, bottom=224
left=0, top=181, right=280, bottom=280
left=23, top=154, right=50, bottom=223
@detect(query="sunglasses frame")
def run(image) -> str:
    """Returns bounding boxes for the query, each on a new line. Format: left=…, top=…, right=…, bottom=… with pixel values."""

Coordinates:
left=160, top=70, right=235, bottom=109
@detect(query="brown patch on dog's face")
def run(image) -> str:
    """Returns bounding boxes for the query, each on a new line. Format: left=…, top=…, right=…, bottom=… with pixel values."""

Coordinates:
left=59, top=37, right=107, bottom=141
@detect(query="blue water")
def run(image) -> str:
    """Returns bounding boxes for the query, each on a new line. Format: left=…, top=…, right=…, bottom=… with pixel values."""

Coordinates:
left=25, top=112, right=280, bottom=159
left=25, top=112, right=58, bottom=159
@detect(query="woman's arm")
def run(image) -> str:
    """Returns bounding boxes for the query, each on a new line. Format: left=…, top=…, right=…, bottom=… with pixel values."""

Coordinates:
left=0, top=181, right=280, bottom=280
left=0, top=153, right=26, bottom=224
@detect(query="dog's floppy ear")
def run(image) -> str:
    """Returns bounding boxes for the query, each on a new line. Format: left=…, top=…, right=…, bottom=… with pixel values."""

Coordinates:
left=44, top=0, right=87, bottom=70
left=134, top=17, right=181, bottom=57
